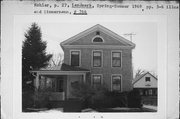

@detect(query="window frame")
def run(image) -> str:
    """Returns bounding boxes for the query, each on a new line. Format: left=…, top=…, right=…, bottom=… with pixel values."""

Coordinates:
left=70, top=50, right=81, bottom=67
left=111, top=50, right=122, bottom=68
left=91, top=74, right=103, bottom=87
left=92, top=50, right=103, bottom=68
left=111, top=74, right=122, bottom=92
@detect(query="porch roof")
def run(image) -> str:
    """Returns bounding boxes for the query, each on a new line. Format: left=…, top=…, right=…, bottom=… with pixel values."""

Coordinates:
left=31, top=63, right=89, bottom=72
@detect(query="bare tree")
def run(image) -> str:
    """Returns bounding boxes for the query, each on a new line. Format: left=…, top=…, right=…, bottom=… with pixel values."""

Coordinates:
left=135, top=69, right=146, bottom=78
left=149, top=71, right=158, bottom=78
left=49, top=53, right=64, bottom=67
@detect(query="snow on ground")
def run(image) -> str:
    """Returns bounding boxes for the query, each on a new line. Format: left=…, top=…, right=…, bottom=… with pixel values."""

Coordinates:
left=81, top=108, right=97, bottom=112
left=39, top=108, right=63, bottom=113
left=143, top=105, right=157, bottom=111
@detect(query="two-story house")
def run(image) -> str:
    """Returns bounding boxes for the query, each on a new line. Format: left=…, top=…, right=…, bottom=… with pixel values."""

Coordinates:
left=31, top=24, right=135, bottom=100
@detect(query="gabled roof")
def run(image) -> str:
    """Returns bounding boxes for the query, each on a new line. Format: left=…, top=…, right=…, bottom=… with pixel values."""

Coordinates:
left=132, top=72, right=157, bottom=85
left=31, top=63, right=89, bottom=72
left=60, top=24, right=135, bottom=47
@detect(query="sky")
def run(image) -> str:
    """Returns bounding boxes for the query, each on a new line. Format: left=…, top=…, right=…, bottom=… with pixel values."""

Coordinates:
left=20, top=16, right=157, bottom=74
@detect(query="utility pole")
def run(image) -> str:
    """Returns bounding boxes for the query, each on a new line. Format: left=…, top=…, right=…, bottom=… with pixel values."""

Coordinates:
left=123, top=33, right=136, bottom=42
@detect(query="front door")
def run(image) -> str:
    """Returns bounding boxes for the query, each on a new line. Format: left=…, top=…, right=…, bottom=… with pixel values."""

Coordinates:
left=56, top=79, right=64, bottom=92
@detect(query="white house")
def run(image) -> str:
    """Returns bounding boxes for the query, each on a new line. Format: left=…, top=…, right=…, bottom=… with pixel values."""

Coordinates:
left=132, top=72, right=157, bottom=96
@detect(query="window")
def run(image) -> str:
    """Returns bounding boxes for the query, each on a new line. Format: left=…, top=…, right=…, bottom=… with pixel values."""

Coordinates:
left=92, top=75, right=102, bottom=87
left=139, top=89, right=143, bottom=95
left=112, top=75, right=121, bottom=91
left=153, top=89, right=157, bottom=96
left=39, top=76, right=53, bottom=91
left=71, top=51, right=80, bottom=66
left=93, top=51, right=102, bottom=67
left=145, top=90, right=148, bottom=96
left=93, top=36, right=103, bottom=42
left=149, top=89, right=153, bottom=95
left=46, top=78, right=52, bottom=88
left=145, top=77, right=150, bottom=82
left=112, top=52, right=121, bottom=67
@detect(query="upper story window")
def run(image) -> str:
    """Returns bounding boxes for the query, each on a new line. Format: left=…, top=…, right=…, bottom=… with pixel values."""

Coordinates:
left=93, top=51, right=102, bottom=67
left=112, top=75, right=122, bottom=92
left=112, top=51, right=122, bottom=67
left=71, top=51, right=80, bottom=66
left=92, top=74, right=102, bottom=88
left=145, top=77, right=150, bottom=82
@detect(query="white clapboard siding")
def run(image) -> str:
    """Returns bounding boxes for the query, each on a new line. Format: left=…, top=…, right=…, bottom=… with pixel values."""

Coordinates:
left=133, top=73, right=157, bottom=88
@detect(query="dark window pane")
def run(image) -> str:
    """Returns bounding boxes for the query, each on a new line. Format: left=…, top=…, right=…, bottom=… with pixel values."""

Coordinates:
left=93, top=37, right=103, bottom=42
left=112, top=52, right=121, bottom=67
left=56, top=80, right=63, bottom=92
left=145, top=77, right=150, bottom=82
left=93, top=51, right=102, bottom=67
left=71, top=51, right=80, bottom=66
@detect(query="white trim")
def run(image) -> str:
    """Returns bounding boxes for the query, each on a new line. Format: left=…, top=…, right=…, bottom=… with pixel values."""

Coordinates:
left=60, top=24, right=135, bottom=47
left=63, top=45, right=135, bottom=49
left=83, top=74, right=86, bottom=83
left=35, top=72, right=39, bottom=89
left=91, top=74, right=103, bottom=86
left=111, top=74, right=122, bottom=92
left=69, top=50, right=81, bottom=67
left=111, top=50, right=122, bottom=68
left=91, top=50, right=103, bottom=68
left=92, top=35, right=104, bottom=43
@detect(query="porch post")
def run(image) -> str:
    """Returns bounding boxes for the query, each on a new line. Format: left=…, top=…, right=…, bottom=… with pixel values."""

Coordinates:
left=83, top=74, right=86, bottom=83
left=35, top=72, right=39, bottom=90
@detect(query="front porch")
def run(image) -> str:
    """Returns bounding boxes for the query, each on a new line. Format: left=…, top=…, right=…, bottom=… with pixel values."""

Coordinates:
left=31, top=63, right=89, bottom=101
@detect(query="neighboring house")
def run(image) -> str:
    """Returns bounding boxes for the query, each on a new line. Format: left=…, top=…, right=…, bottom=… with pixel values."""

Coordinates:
left=31, top=24, right=135, bottom=101
left=132, top=72, right=158, bottom=96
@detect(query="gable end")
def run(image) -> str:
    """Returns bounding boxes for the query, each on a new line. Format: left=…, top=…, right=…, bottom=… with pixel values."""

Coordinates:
left=60, top=24, right=135, bottom=49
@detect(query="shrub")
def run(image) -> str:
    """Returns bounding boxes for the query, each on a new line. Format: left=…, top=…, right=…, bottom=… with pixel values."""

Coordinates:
left=33, top=92, right=50, bottom=108
left=33, top=87, right=52, bottom=109
left=71, top=83, right=142, bottom=109
left=71, top=83, right=108, bottom=109
left=71, top=83, right=130, bottom=109
left=127, top=90, right=142, bottom=108
left=64, top=98, right=82, bottom=112
left=22, top=90, right=35, bottom=111
left=104, top=91, right=128, bottom=108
